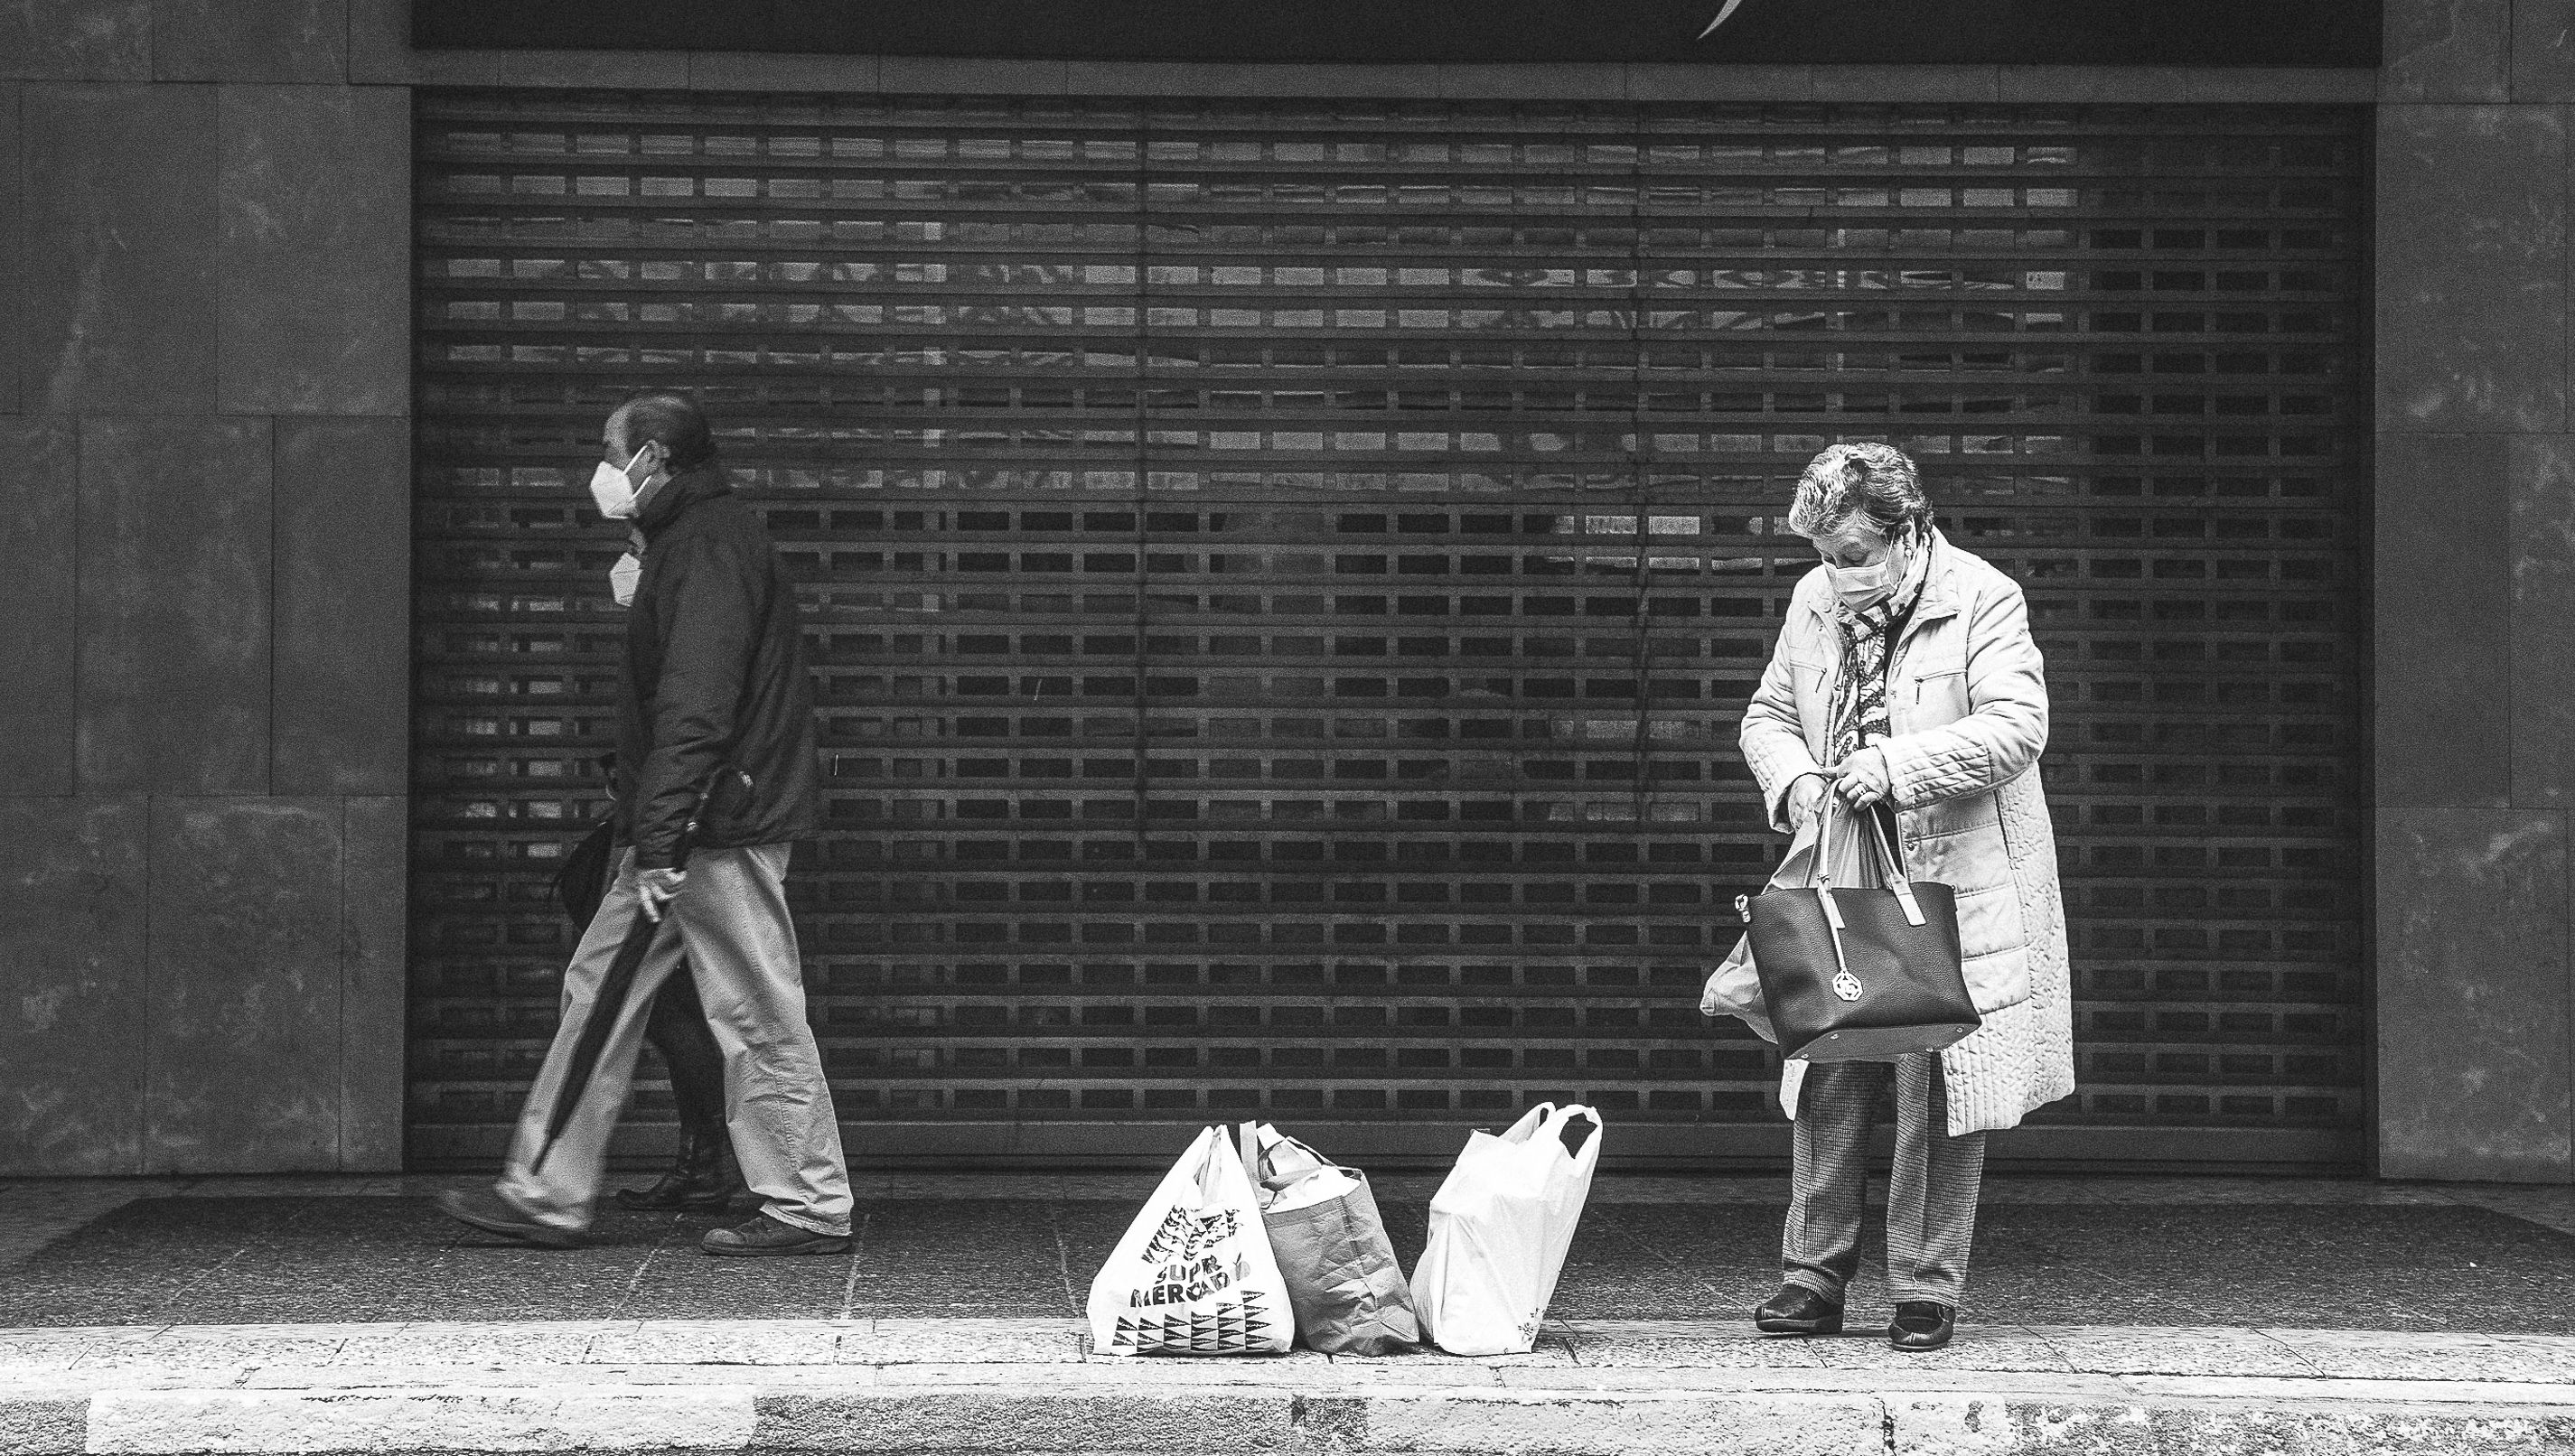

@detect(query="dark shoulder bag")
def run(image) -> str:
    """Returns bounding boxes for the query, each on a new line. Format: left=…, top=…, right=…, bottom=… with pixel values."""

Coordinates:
left=1737, top=794, right=1980, bottom=1062
left=551, top=751, right=622, bottom=929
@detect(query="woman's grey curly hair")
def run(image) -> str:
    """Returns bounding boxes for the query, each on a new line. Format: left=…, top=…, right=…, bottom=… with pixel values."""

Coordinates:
left=1785, top=443, right=1933, bottom=542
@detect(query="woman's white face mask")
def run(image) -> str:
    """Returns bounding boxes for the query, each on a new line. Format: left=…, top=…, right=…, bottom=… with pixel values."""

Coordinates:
left=588, top=446, right=651, bottom=520
left=1817, top=527, right=1913, bottom=610
left=609, top=551, right=642, bottom=608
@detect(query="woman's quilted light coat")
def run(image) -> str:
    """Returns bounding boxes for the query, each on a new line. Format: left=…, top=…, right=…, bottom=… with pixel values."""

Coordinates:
left=1703, top=530, right=2076, bottom=1136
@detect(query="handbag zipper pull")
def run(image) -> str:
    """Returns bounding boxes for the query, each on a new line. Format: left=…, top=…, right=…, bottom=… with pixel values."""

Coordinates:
left=1814, top=886, right=1844, bottom=931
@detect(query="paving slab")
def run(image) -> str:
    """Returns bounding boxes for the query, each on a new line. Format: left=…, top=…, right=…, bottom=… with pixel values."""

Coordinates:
left=1, top=1175, right=2570, bottom=1453
left=1, top=1324, right=2571, bottom=1456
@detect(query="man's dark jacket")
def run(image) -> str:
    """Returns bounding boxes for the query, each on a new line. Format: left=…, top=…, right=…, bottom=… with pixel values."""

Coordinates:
left=614, top=462, right=820, bottom=869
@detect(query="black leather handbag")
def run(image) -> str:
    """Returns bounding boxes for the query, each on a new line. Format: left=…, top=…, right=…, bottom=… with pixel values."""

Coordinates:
left=1737, top=794, right=1980, bottom=1062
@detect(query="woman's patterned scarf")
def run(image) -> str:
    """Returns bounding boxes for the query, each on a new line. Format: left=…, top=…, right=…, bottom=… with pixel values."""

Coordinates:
left=1828, top=530, right=1933, bottom=767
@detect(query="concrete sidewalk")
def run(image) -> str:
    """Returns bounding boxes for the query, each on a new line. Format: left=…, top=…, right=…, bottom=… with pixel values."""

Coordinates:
left=2, top=1173, right=2570, bottom=1452
left=6, top=1316, right=2575, bottom=1454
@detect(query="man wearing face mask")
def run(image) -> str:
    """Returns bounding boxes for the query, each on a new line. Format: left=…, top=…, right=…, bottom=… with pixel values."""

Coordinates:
left=438, top=391, right=852, bottom=1255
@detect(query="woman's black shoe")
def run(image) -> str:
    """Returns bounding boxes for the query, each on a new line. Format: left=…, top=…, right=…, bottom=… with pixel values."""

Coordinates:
left=1754, top=1285, right=1844, bottom=1336
left=613, top=1135, right=742, bottom=1213
left=1889, top=1301, right=1955, bottom=1350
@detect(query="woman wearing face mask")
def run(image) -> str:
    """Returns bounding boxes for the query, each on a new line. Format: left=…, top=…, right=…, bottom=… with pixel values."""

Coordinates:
left=1701, top=443, right=2073, bottom=1352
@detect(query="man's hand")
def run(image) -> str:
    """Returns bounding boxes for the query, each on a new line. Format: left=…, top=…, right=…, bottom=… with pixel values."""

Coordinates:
left=636, top=866, right=689, bottom=923
left=1785, top=772, right=1830, bottom=826
left=1834, top=746, right=1893, bottom=809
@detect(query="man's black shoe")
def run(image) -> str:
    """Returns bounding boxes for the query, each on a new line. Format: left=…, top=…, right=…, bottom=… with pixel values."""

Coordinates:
left=435, top=1188, right=578, bottom=1248
left=613, top=1134, right=743, bottom=1213
left=700, top=1211, right=851, bottom=1257
left=1890, top=1301, right=1956, bottom=1350
left=1753, top=1284, right=1843, bottom=1336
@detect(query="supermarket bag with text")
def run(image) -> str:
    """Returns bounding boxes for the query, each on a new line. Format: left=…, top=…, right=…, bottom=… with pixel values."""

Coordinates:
left=1086, top=1125, right=1294, bottom=1356
left=1410, top=1104, right=1604, bottom=1356
left=1237, top=1123, right=1420, bottom=1355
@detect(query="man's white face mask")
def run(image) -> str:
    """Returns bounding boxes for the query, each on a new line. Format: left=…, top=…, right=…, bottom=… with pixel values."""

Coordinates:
left=588, top=445, right=651, bottom=520
left=609, top=551, right=642, bottom=608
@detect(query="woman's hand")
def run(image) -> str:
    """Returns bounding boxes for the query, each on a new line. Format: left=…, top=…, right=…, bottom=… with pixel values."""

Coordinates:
left=1786, top=772, right=1830, bottom=826
left=1833, top=747, right=1893, bottom=809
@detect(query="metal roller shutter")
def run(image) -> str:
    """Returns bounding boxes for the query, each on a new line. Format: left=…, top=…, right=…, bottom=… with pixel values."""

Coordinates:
left=410, top=91, right=2369, bottom=1169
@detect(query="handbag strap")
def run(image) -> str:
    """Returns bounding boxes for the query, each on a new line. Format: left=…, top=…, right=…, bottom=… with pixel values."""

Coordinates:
left=1808, top=795, right=1849, bottom=942
left=1811, top=790, right=1927, bottom=929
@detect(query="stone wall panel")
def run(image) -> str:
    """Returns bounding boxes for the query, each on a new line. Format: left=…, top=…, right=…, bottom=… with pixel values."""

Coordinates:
left=2376, top=807, right=2573, bottom=1181
left=2375, top=433, right=2514, bottom=807
left=0, top=420, right=80, bottom=796
left=153, top=0, right=350, bottom=83
left=0, top=796, right=149, bottom=1174
left=275, top=417, right=411, bottom=796
left=2376, top=104, right=2567, bottom=433
left=340, top=795, right=408, bottom=1171
left=0, top=83, right=23, bottom=414
left=22, top=84, right=219, bottom=415
left=75, top=416, right=273, bottom=795
left=0, top=1, right=149, bottom=81
left=2512, top=435, right=2575, bottom=807
left=144, top=796, right=346, bottom=1172
left=2514, top=0, right=2575, bottom=101
left=2382, top=0, right=2509, bottom=101
left=218, top=85, right=409, bottom=415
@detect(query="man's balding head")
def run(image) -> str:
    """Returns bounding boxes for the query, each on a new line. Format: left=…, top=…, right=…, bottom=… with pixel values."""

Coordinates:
left=606, top=392, right=716, bottom=471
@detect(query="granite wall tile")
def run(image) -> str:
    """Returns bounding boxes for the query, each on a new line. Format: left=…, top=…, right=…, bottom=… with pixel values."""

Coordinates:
left=153, top=0, right=348, bottom=83
left=339, top=796, right=407, bottom=1171
left=2514, top=0, right=2575, bottom=101
left=687, top=51, right=883, bottom=91
left=346, top=0, right=501, bottom=84
left=2381, top=0, right=2509, bottom=101
left=2377, top=807, right=2572, bottom=1182
left=0, top=84, right=22, bottom=415
left=144, top=796, right=345, bottom=1173
left=274, top=418, right=410, bottom=796
left=217, top=86, right=407, bottom=415
left=0, top=796, right=148, bottom=1173
left=2377, top=433, right=2514, bottom=807
left=2513, top=435, right=2575, bottom=806
left=0, top=419, right=79, bottom=796
left=23, top=83, right=220, bottom=415
left=76, top=417, right=273, bottom=795
left=0, top=1, right=149, bottom=80
left=2376, top=105, right=2568, bottom=433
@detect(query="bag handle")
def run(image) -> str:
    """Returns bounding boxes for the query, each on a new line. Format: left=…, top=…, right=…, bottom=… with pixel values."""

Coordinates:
left=1236, top=1121, right=1264, bottom=1189
left=1852, top=797, right=1927, bottom=928
left=1810, top=782, right=1926, bottom=929
left=1807, top=790, right=1848, bottom=933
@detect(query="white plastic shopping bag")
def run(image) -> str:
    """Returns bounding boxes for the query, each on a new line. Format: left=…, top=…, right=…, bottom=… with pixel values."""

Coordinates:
left=1410, top=1103, right=1604, bottom=1356
left=1086, top=1125, right=1294, bottom=1356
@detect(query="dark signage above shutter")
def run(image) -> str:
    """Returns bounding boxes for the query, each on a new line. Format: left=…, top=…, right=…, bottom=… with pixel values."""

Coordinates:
left=412, top=1, right=2379, bottom=69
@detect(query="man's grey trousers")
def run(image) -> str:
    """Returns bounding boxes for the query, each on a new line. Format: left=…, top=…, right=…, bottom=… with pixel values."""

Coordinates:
left=498, top=844, right=853, bottom=1237
left=1781, top=1054, right=1987, bottom=1308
